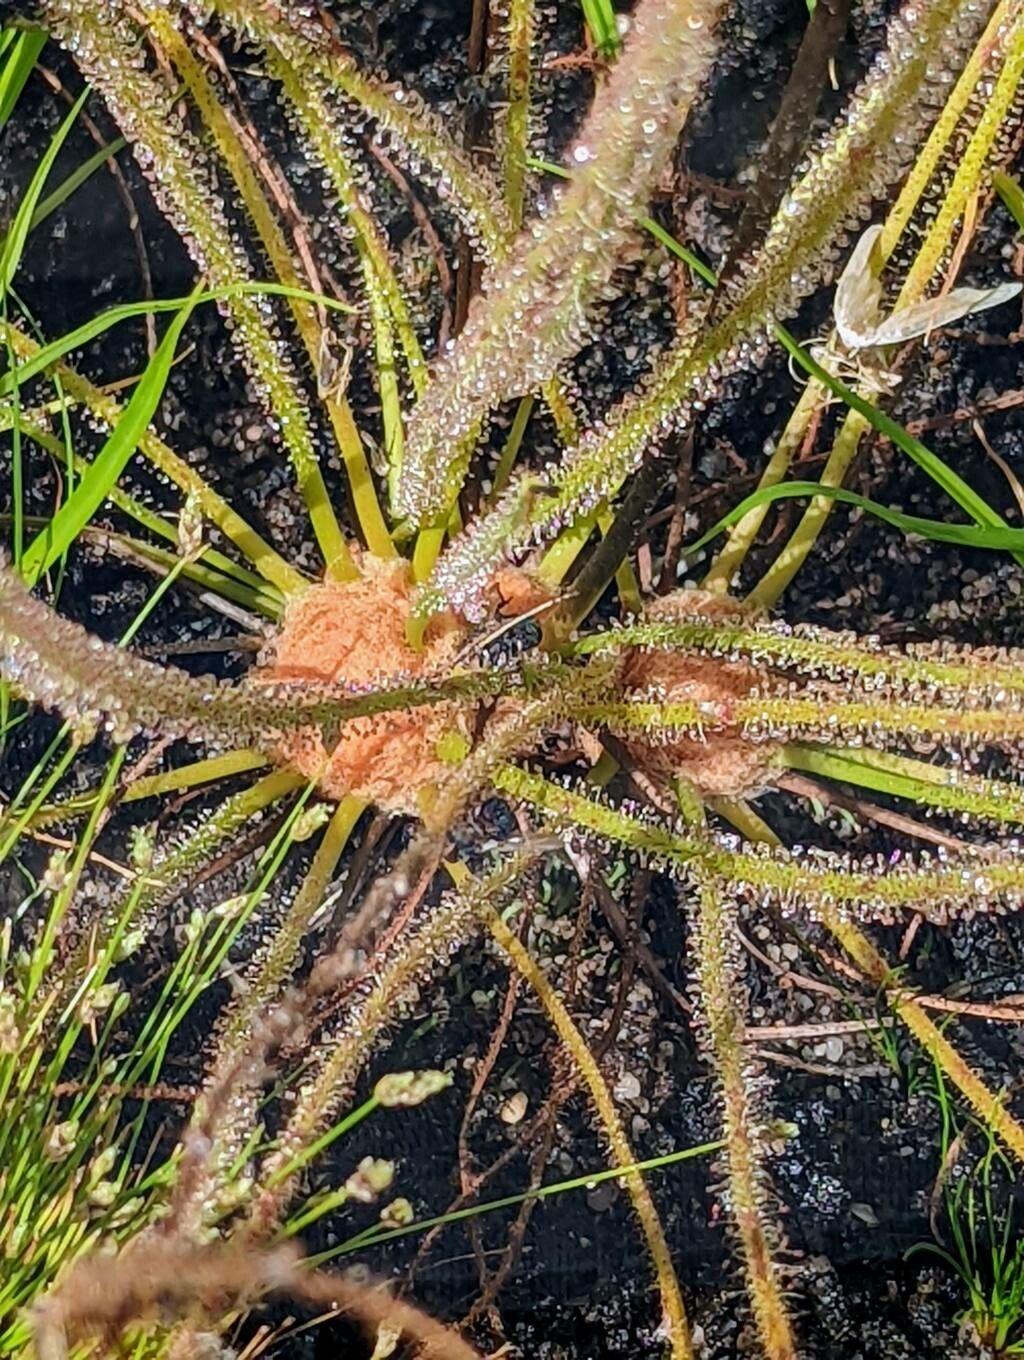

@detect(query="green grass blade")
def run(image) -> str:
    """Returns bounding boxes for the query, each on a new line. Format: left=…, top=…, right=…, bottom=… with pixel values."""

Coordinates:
left=3, top=298, right=24, bottom=564
left=5, top=286, right=79, bottom=576
left=994, top=170, right=1024, bottom=232
left=785, top=745, right=952, bottom=800
left=19, top=285, right=204, bottom=586
left=634, top=207, right=1021, bottom=570
left=637, top=213, right=718, bottom=284
left=314, top=1137, right=724, bottom=1264
left=0, top=282, right=354, bottom=398
left=15, top=421, right=280, bottom=600
left=685, top=478, right=1024, bottom=558
left=0, top=85, right=88, bottom=295
left=0, top=26, right=46, bottom=131
left=774, top=329, right=1024, bottom=562
left=580, top=0, right=620, bottom=55
left=20, top=134, right=127, bottom=239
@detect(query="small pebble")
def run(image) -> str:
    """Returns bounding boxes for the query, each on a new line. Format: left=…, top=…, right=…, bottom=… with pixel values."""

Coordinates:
left=615, top=1071, right=642, bottom=1102
left=850, top=1203, right=879, bottom=1227
left=499, top=1091, right=528, bottom=1125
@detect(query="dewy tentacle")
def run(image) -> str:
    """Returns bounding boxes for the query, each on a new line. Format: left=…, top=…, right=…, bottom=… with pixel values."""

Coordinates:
left=42, top=0, right=353, bottom=576
left=574, top=694, right=1024, bottom=752
left=421, top=0, right=996, bottom=618
left=0, top=564, right=566, bottom=749
left=197, top=0, right=512, bottom=263
left=394, top=0, right=725, bottom=529
left=494, top=765, right=1024, bottom=925
left=691, top=875, right=796, bottom=1360
left=572, top=614, right=1024, bottom=709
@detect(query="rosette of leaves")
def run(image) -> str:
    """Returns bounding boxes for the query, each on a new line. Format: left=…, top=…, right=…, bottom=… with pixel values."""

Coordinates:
left=2, top=1, right=1024, bottom=1357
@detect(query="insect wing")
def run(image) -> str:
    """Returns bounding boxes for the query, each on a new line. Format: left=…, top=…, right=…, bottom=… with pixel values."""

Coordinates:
left=833, top=224, right=887, bottom=350
left=868, top=282, right=1023, bottom=347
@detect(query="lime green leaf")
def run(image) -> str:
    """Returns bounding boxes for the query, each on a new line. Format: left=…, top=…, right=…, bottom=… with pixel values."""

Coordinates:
left=19, top=286, right=204, bottom=586
left=994, top=170, right=1024, bottom=234
left=0, top=26, right=46, bottom=130
left=0, top=85, right=88, bottom=295
left=580, top=0, right=620, bottom=55
left=0, top=281, right=355, bottom=398
left=686, top=479, right=1024, bottom=559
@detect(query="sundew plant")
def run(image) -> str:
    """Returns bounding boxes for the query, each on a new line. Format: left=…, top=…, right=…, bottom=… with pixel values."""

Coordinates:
left=2, top=0, right=1024, bottom=1356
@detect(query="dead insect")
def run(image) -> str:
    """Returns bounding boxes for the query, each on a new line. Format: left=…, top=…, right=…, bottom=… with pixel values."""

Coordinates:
left=805, top=224, right=1022, bottom=393
left=316, top=329, right=354, bottom=400
left=833, top=223, right=1021, bottom=350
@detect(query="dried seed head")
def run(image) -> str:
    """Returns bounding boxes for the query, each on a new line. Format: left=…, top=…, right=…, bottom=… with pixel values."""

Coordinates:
left=77, top=982, right=123, bottom=1026
left=0, top=993, right=19, bottom=1056
left=374, top=1069, right=452, bottom=1108
left=344, top=1157, right=395, bottom=1204
left=45, top=1120, right=79, bottom=1163
left=290, top=804, right=333, bottom=842
left=177, top=491, right=205, bottom=562
left=379, top=1197, right=415, bottom=1229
